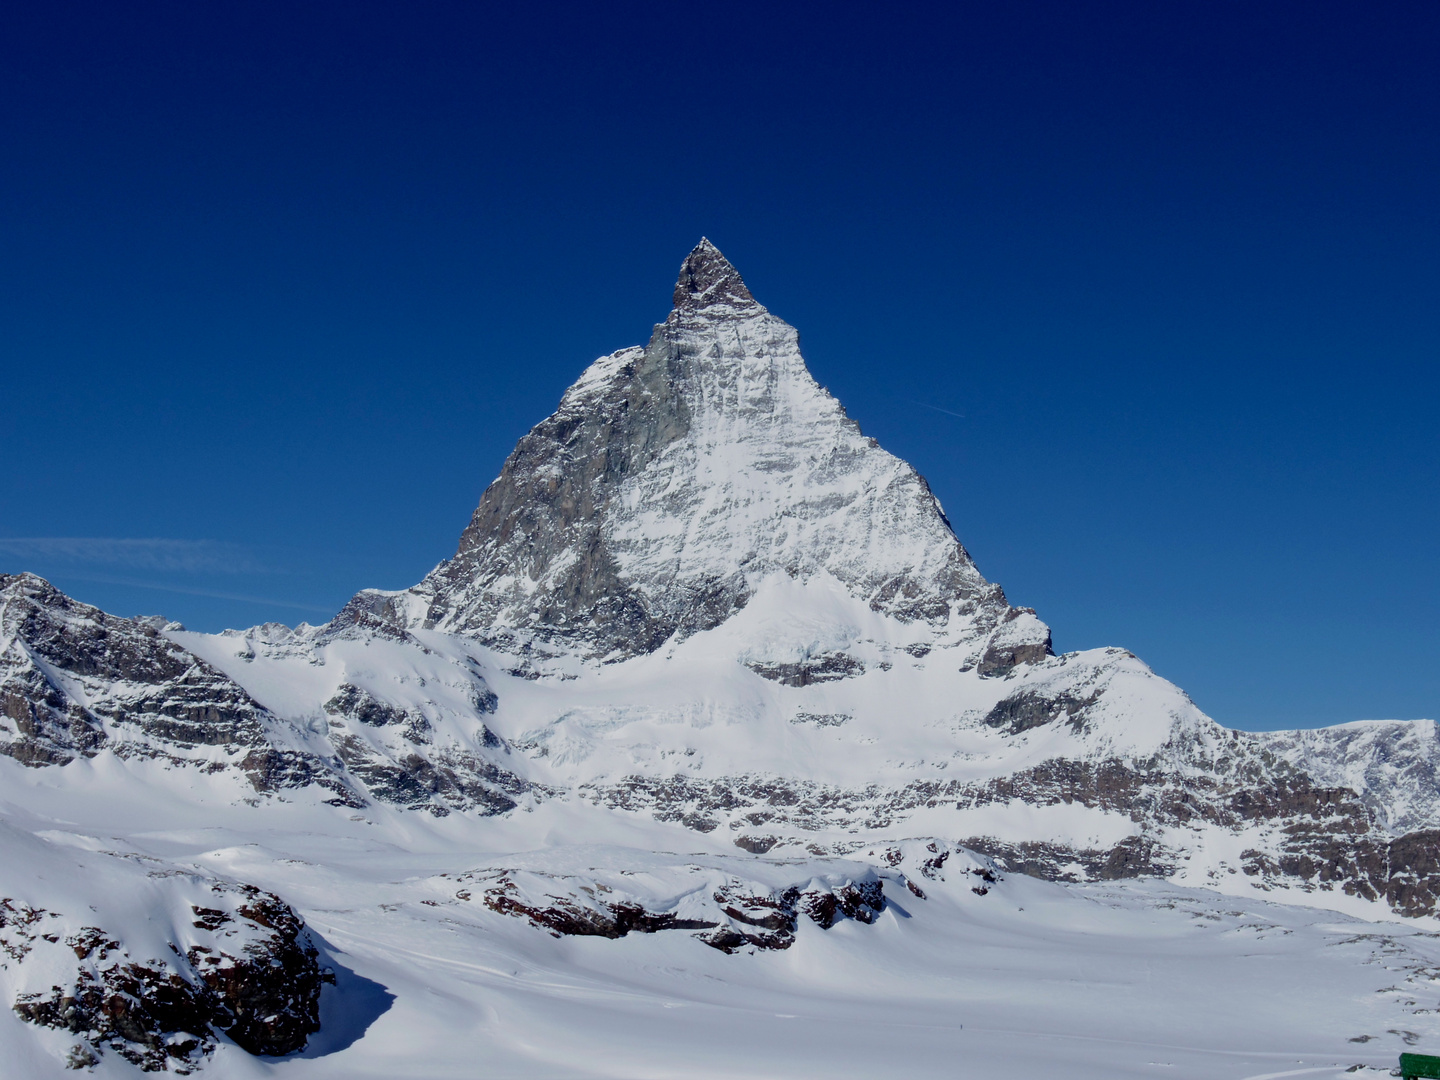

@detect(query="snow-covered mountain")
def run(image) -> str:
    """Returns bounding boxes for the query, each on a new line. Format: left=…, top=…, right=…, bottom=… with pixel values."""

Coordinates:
left=373, top=238, right=1046, bottom=672
left=1, top=240, right=1436, bottom=1076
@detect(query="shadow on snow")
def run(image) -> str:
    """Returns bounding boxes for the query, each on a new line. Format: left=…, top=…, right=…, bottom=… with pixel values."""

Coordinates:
left=281, top=934, right=396, bottom=1060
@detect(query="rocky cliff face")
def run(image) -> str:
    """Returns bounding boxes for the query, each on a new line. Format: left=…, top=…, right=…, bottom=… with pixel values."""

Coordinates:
left=0, top=573, right=271, bottom=769
left=0, top=572, right=533, bottom=818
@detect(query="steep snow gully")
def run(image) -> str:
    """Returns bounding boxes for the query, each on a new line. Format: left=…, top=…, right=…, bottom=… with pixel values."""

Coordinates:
left=1, top=240, right=1435, bottom=1077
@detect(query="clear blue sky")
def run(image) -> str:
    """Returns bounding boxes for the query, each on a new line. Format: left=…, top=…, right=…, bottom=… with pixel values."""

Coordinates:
left=1, top=2, right=1436, bottom=731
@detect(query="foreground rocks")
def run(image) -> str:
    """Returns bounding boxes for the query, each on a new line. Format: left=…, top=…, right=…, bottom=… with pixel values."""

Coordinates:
left=3, top=883, right=324, bottom=1072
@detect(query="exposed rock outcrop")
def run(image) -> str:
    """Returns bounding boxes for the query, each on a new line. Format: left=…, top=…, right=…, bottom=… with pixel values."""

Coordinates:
left=0, top=573, right=275, bottom=766
left=5, top=883, right=323, bottom=1072
left=450, top=843, right=986, bottom=953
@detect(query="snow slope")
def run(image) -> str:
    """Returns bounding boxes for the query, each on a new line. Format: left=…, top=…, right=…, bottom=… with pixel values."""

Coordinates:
left=0, top=768, right=1432, bottom=1079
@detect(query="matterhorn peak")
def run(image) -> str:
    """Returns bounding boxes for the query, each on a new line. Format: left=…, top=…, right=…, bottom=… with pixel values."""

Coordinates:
left=671, top=237, right=759, bottom=314
left=398, top=240, right=1040, bottom=669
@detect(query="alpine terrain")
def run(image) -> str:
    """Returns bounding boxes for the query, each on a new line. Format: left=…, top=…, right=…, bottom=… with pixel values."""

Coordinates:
left=1, top=240, right=1435, bottom=1078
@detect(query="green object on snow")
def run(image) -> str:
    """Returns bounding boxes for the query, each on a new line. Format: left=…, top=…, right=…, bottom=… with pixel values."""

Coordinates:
left=1401, top=1052, right=1440, bottom=1079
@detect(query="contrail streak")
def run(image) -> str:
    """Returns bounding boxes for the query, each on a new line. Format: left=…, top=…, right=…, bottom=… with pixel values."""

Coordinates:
left=60, top=574, right=334, bottom=614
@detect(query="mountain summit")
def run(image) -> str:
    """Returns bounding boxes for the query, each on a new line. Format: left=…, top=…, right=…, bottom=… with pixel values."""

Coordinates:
left=671, top=237, right=758, bottom=313
left=396, top=239, right=1050, bottom=670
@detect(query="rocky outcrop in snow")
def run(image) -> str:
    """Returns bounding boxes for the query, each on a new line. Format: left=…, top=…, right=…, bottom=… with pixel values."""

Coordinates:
left=0, top=573, right=276, bottom=769
left=441, top=841, right=992, bottom=953
left=0, top=826, right=324, bottom=1072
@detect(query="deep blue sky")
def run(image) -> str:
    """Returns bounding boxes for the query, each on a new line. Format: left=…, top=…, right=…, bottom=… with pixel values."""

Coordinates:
left=1, top=2, right=1436, bottom=730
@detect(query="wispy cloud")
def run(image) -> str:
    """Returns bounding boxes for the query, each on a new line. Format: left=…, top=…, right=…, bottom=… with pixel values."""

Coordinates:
left=0, top=538, right=261, bottom=575
left=59, top=574, right=334, bottom=614
left=905, top=399, right=967, bottom=420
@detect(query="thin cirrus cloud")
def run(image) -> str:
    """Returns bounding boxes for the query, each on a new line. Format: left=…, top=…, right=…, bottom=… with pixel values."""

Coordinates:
left=0, top=537, right=262, bottom=575
left=0, top=538, right=336, bottom=614
left=58, top=573, right=334, bottom=614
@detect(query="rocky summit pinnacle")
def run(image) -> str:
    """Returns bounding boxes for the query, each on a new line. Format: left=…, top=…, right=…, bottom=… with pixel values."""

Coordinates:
left=671, top=237, right=757, bottom=313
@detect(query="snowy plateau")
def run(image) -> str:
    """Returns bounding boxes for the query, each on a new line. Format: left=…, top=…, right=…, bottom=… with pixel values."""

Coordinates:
left=1, top=240, right=1437, bottom=1078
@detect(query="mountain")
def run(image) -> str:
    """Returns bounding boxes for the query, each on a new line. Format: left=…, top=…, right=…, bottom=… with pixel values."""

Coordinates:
left=375, top=237, right=1046, bottom=674
left=0, top=240, right=1436, bottom=1076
